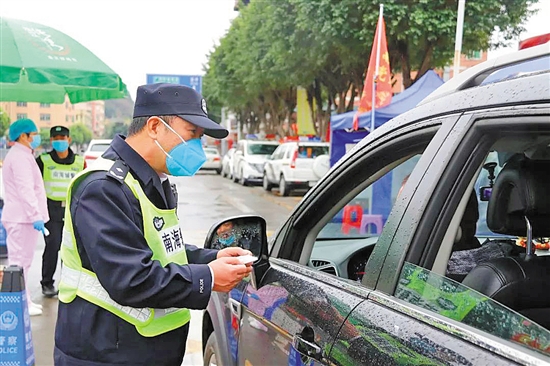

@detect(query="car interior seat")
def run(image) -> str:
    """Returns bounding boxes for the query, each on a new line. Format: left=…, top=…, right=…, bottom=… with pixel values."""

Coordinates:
left=462, top=157, right=550, bottom=329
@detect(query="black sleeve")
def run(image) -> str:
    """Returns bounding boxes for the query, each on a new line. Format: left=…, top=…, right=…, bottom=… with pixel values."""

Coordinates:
left=36, top=155, right=44, bottom=175
left=71, top=176, right=213, bottom=310
left=184, top=244, right=218, bottom=264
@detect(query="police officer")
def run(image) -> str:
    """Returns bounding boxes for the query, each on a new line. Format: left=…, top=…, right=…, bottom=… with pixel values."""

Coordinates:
left=36, top=126, right=85, bottom=297
left=54, top=83, right=252, bottom=366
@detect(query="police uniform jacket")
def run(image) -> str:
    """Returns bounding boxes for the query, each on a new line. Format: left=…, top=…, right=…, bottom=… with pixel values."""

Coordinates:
left=36, top=148, right=80, bottom=221
left=54, top=135, right=219, bottom=366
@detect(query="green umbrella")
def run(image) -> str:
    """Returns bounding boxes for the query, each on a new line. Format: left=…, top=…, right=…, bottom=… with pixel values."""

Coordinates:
left=0, top=17, right=128, bottom=104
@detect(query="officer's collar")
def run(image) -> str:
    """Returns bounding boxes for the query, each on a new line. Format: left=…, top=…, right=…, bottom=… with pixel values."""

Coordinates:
left=109, top=134, right=162, bottom=189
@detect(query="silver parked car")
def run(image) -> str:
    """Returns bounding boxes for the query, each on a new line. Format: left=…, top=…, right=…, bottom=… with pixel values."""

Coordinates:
left=263, top=141, right=330, bottom=196
left=201, top=147, right=222, bottom=174
left=221, top=147, right=236, bottom=179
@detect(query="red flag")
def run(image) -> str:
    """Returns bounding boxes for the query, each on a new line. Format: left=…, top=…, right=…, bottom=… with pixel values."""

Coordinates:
left=353, top=13, right=392, bottom=130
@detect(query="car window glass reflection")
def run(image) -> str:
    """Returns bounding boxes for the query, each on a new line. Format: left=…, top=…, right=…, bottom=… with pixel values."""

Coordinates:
left=396, top=262, right=550, bottom=356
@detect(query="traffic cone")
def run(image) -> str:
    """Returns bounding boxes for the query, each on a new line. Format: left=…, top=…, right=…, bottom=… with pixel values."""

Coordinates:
left=0, top=265, right=35, bottom=365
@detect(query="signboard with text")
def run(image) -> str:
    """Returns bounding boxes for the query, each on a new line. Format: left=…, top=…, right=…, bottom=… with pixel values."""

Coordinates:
left=0, top=266, right=35, bottom=366
left=146, top=74, right=202, bottom=94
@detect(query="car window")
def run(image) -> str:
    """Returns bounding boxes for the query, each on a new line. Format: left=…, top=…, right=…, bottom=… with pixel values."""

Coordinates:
left=295, top=125, right=439, bottom=283
left=247, top=143, right=278, bottom=155
left=273, top=145, right=287, bottom=160
left=317, top=154, right=421, bottom=240
left=297, top=145, right=328, bottom=159
left=396, top=262, right=550, bottom=356
left=394, top=123, right=550, bottom=356
left=89, top=143, right=110, bottom=152
left=283, top=145, right=293, bottom=159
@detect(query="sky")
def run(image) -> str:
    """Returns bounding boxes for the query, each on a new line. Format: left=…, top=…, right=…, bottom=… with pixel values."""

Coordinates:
left=0, top=0, right=548, bottom=101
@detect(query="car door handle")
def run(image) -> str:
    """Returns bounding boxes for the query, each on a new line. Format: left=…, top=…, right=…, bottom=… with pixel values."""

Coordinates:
left=228, top=298, right=241, bottom=319
left=293, top=335, right=323, bottom=361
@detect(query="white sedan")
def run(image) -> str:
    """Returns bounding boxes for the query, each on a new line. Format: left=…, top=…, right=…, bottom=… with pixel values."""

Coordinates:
left=201, top=147, right=222, bottom=174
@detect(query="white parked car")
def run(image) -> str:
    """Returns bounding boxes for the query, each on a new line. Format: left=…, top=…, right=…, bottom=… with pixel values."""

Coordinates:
left=221, top=147, right=236, bottom=179
left=83, top=139, right=112, bottom=167
left=263, top=141, right=330, bottom=196
left=201, top=147, right=222, bottom=174
left=232, top=140, right=279, bottom=186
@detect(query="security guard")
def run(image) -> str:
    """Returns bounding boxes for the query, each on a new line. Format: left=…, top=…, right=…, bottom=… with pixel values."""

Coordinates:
left=36, top=126, right=85, bottom=297
left=54, top=83, right=252, bottom=366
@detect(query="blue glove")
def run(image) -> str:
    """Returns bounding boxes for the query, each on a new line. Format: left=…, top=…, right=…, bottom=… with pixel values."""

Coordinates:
left=33, top=220, right=45, bottom=234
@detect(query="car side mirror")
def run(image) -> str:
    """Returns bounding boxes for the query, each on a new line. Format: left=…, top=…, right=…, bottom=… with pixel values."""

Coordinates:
left=235, top=150, right=243, bottom=156
left=204, top=215, right=270, bottom=289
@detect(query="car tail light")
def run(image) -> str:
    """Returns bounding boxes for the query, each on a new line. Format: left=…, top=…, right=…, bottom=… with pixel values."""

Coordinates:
left=85, top=155, right=97, bottom=161
left=290, top=149, right=298, bottom=168
left=213, top=157, right=220, bottom=161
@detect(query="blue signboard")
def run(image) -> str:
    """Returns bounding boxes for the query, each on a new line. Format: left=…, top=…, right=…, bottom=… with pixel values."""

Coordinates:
left=146, top=74, right=202, bottom=94
left=0, top=268, right=35, bottom=366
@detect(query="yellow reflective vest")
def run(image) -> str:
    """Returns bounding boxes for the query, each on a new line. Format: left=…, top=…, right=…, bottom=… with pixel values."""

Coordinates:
left=58, top=158, right=191, bottom=337
left=40, top=153, right=85, bottom=201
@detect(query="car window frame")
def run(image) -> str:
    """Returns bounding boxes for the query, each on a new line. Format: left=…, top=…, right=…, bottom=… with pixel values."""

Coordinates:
left=400, top=107, right=550, bottom=272
left=368, top=106, right=550, bottom=363
left=270, top=115, right=461, bottom=288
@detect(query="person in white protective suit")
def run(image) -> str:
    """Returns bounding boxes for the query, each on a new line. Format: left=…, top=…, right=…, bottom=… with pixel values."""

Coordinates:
left=1, top=118, right=49, bottom=316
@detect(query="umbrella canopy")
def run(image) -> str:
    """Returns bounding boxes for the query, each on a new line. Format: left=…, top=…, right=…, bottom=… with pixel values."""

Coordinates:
left=0, top=17, right=127, bottom=104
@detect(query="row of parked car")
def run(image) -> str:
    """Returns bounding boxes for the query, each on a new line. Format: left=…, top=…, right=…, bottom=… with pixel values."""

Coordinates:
left=214, top=139, right=331, bottom=196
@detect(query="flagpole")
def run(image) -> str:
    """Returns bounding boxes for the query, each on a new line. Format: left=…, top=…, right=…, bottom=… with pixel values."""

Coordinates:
left=371, top=4, right=384, bottom=133
left=453, top=0, right=466, bottom=77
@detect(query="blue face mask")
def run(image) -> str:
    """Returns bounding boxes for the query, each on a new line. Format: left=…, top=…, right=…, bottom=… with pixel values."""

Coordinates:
left=155, top=118, right=207, bottom=177
left=30, top=135, right=41, bottom=150
left=52, top=140, right=69, bottom=152
left=219, top=233, right=236, bottom=247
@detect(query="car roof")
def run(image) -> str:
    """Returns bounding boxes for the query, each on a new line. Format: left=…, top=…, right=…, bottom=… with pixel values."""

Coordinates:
left=421, top=43, right=549, bottom=105
left=245, top=140, right=279, bottom=145
left=88, top=139, right=112, bottom=144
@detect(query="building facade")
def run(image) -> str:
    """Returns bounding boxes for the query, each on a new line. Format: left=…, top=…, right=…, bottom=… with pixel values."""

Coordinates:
left=0, top=98, right=105, bottom=138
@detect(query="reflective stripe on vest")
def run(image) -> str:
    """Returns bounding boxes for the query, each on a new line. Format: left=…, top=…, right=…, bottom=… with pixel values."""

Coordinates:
left=41, top=154, right=85, bottom=201
left=58, top=157, right=191, bottom=337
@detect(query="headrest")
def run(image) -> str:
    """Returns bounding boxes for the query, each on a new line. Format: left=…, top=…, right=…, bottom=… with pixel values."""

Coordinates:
left=487, top=158, right=550, bottom=237
left=453, top=190, right=480, bottom=251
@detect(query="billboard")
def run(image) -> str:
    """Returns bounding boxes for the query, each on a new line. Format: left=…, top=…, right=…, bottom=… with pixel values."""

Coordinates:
left=146, top=74, right=202, bottom=94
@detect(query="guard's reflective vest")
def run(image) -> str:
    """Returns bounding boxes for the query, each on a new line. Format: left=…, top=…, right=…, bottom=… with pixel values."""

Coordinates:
left=58, top=158, right=191, bottom=337
left=40, top=153, right=85, bottom=201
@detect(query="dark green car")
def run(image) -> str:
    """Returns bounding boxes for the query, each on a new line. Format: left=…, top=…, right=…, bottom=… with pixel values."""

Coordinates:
left=202, top=44, right=550, bottom=366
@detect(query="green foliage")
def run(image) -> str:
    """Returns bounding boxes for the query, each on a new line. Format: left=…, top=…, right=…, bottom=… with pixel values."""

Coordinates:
left=70, top=123, right=93, bottom=147
left=102, top=120, right=129, bottom=139
left=0, top=108, right=10, bottom=137
left=39, top=127, right=51, bottom=149
left=204, top=0, right=537, bottom=139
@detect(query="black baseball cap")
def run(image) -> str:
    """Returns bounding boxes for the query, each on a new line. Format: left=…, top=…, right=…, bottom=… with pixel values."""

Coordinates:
left=50, top=125, right=69, bottom=137
left=133, top=83, right=228, bottom=139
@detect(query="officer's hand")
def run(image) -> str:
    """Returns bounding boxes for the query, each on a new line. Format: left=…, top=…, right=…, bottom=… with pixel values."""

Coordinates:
left=33, top=220, right=45, bottom=234
left=216, top=247, right=252, bottom=259
left=208, top=257, right=253, bottom=292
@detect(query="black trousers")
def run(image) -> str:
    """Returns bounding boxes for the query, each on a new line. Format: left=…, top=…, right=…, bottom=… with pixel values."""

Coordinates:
left=41, top=219, right=63, bottom=287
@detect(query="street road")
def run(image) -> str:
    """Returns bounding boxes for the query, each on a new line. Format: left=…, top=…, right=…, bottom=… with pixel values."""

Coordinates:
left=0, top=170, right=303, bottom=365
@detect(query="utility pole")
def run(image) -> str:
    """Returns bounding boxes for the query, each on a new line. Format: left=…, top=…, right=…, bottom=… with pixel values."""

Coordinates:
left=453, top=0, right=466, bottom=78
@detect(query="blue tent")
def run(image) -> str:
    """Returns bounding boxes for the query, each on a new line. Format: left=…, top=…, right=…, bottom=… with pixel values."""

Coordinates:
left=330, top=70, right=443, bottom=166
left=331, top=70, right=444, bottom=131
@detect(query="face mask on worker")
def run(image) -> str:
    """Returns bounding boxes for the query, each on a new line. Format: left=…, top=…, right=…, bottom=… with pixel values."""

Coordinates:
left=154, top=118, right=206, bottom=177
left=52, top=140, right=69, bottom=152
left=219, top=232, right=236, bottom=247
left=30, top=134, right=41, bottom=150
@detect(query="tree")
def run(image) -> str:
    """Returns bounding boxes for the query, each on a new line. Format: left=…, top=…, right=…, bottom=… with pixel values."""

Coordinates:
left=70, top=123, right=93, bottom=151
left=102, top=120, right=129, bottom=139
left=204, top=0, right=538, bottom=139
left=0, top=108, right=10, bottom=138
left=39, top=127, right=51, bottom=149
